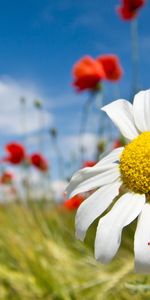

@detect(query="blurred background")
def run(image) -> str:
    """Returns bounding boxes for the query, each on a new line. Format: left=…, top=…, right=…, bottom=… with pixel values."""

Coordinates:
left=0, top=0, right=150, bottom=299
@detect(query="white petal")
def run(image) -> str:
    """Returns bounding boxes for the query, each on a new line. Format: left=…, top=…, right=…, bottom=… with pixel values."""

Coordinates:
left=66, top=148, right=123, bottom=198
left=134, top=203, right=150, bottom=273
left=133, top=90, right=150, bottom=132
left=75, top=180, right=121, bottom=241
left=95, top=192, right=145, bottom=264
left=95, top=147, right=124, bottom=167
left=66, top=164, right=120, bottom=198
left=102, top=100, right=139, bottom=140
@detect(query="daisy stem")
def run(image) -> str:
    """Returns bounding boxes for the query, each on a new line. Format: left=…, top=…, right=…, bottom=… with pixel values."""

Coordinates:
left=131, top=18, right=140, bottom=98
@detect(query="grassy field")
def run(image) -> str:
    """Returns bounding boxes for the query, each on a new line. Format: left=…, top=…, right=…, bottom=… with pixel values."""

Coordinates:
left=0, top=200, right=150, bottom=300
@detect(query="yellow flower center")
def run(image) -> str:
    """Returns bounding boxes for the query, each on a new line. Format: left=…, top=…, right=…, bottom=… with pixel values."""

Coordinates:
left=120, top=132, right=150, bottom=195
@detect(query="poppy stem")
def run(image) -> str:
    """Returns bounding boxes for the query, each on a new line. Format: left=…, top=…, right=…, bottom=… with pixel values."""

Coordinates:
left=34, top=99, right=45, bottom=153
left=131, top=18, right=140, bottom=98
left=50, top=129, right=64, bottom=180
left=95, top=91, right=104, bottom=137
left=113, top=83, right=120, bottom=99
left=20, top=97, right=27, bottom=146
left=79, top=92, right=96, bottom=163
left=110, top=84, right=120, bottom=142
left=22, top=164, right=31, bottom=204
left=54, top=139, right=64, bottom=180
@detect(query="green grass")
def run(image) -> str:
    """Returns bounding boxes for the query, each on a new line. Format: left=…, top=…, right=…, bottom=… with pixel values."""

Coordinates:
left=0, top=201, right=150, bottom=300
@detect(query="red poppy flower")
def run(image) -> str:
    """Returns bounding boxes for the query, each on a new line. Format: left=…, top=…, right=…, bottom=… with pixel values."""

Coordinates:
left=97, top=55, right=123, bottom=81
left=4, top=142, right=26, bottom=164
left=83, top=161, right=97, bottom=168
left=112, top=136, right=126, bottom=149
left=64, top=194, right=85, bottom=210
left=117, top=0, right=145, bottom=20
left=0, top=171, right=14, bottom=184
left=30, top=153, right=48, bottom=172
left=72, top=56, right=106, bottom=92
left=112, top=139, right=123, bottom=149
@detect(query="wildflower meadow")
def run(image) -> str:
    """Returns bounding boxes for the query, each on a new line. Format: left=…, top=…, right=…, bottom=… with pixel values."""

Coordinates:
left=0, top=0, right=150, bottom=299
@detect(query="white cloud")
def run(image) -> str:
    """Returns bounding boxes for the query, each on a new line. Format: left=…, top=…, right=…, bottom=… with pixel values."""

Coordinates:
left=62, top=132, right=99, bottom=158
left=0, top=77, right=53, bottom=135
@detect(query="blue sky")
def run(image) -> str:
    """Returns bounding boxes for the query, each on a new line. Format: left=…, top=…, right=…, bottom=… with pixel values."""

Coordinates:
left=0, top=0, right=150, bottom=181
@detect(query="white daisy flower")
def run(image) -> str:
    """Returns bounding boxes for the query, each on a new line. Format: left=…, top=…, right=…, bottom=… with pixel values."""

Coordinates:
left=66, top=89, right=150, bottom=273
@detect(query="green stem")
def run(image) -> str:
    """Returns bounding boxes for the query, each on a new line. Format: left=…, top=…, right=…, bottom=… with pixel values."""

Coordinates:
left=20, top=97, right=27, bottom=146
left=38, top=107, right=45, bottom=153
left=79, top=92, right=96, bottom=163
left=131, top=18, right=140, bottom=98
left=95, top=91, right=104, bottom=137
left=113, top=83, right=120, bottom=99
left=53, top=138, right=64, bottom=180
